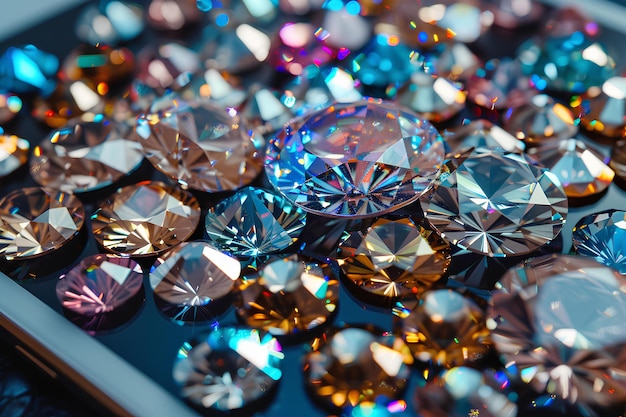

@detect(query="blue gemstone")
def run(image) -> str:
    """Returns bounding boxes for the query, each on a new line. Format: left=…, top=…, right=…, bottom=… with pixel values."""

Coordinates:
left=204, top=186, right=307, bottom=258
left=0, top=45, right=58, bottom=95
left=573, top=210, right=626, bottom=274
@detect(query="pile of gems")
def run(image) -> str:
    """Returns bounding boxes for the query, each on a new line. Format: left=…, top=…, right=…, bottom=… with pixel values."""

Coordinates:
left=2, top=0, right=626, bottom=416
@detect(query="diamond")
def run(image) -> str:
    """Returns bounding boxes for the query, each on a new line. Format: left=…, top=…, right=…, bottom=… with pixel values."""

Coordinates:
left=75, top=2, right=144, bottom=45
left=240, top=86, right=295, bottom=134
left=527, top=138, right=614, bottom=198
left=236, top=254, right=339, bottom=337
left=517, top=34, right=616, bottom=94
left=304, top=326, right=413, bottom=410
left=270, top=22, right=333, bottom=76
left=0, top=93, right=22, bottom=124
left=572, top=210, right=626, bottom=273
left=319, top=7, right=372, bottom=51
left=338, top=218, right=451, bottom=300
left=482, top=0, right=544, bottom=29
left=57, top=254, right=143, bottom=316
left=397, top=289, right=491, bottom=367
left=0, top=45, right=58, bottom=95
left=428, top=2, right=493, bottom=44
left=420, top=147, right=568, bottom=257
left=422, top=42, right=481, bottom=81
left=137, top=42, right=200, bottom=92
left=179, top=68, right=246, bottom=108
left=504, top=94, right=579, bottom=144
left=577, top=76, right=626, bottom=139
left=488, top=254, right=626, bottom=408
left=173, top=327, right=283, bottom=411
left=146, top=0, right=203, bottom=30
left=91, top=181, right=201, bottom=256
left=467, top=58, right=533, bottom=110
left=265, top=100, right=445, bottom=218
left=414, top=367, right=518, bottom=417
left=0, top=134, right=29, bottom=178
left=443, top=119, right=525, bottom=154
left=60, top=44, right=134, bottom=85
left=32, top=80, right=107, bottom=128
left=150, top=241, right=241, bottom=321
left=0, top=187, right=85, bottom=260
left=399, top=72, right=466, bottom=122
left=204, top=186, right=307, bottom=259
left=135, top=99, right=265, bottom=192
left=30, top=119, right=145, bottom=193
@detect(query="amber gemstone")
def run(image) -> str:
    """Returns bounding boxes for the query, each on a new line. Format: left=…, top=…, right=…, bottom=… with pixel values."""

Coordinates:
left=32, top=80, right=107, bottom=128
left=0, top=187, right=84, bottom=260
left=91, top=181, right=201, bottom=256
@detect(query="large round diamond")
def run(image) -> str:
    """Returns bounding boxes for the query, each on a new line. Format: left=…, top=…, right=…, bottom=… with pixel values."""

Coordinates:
left=265, top=100, right=445, bottom=218
left=420, top=148, right=568, bottom=257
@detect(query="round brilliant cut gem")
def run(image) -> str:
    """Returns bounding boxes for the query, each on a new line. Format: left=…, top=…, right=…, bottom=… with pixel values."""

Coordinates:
left=0, top=187, right=85, bottom=260
left=527, top=138, right=614, bottom=198
left=135, top=99, right=265, bottom=192
left=443, top=119, right=525, bottom=154
left=57, top=254, right=143, bottom=316
left=577, top=76, right=626, bottom=139
left=0, top=134, right=29, bottom=177
left=236, top=254, right=339, bottom=336
left=91, top=181, right=201, bottom=256
left=265, top=100, right=445, bottom=218
left=173, top=327, right=283, bottom=411
left=304, top=326, right=413, bottom=410
left=399, top=72, right=466, bottom=122
left=204, top=186, right=306, bottom=258
left=30, top=119, right=145, bottom=193
left=398, top=289, right=491, bottom=367
left=489, top=254, right=626, bottom=408
left=420, top=148, right=568, bottom=257
left=573, top=210, right=626, bottom=273
left=150, top=241, right=241, bottom=310
left=337, top=218, right=451, bottom=300
left=503, top=94, right=579, bottom=144
left=466, top=58, right=533, bottom=110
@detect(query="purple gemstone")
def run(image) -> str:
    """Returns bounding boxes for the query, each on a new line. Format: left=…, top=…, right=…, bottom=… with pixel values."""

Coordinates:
left=57, top=254, right=143, bottom=316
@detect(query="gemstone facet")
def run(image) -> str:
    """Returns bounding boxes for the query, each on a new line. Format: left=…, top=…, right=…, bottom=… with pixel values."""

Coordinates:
left=30, top=119, right=145, bottom=193
left=204, top=187, right=306, bottom=259
left=489, top=254, right=626, bottom=407
left=236, top=254, right=339, bottom=337
left=398, top=289, right=491, bottom=367
left=304, top=326, right=413, bottom=410
left=173, top=327, right=283, bottom=411
left=338, top=218, right=451, bottom=300
left=135, top=100, right=265, bottom=192
left=91, top=181, right=201, bottom=256
left=0, top=187, right=84, bottom=260
left=150, top=241, right=241, bottom=320
left=421, top=148, right=568, bottom=257
left=57, top=254, right=143, bottom=316
left=265, top=100, right=445, bottom=218
left=573, top=210, right=626, bottom=274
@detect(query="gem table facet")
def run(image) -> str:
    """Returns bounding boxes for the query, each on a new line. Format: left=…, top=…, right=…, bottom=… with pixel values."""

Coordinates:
left=30, top=119, right=145, bottom=193
left=304, top=326, right=413, bottom=411
left=236, top=254, right=339, bottom=337
left=135, top=99, right=265, bottom=192
left=150, top=241, right=241, bottom=313
left=0, top=134, right=29, bottom=178
left=489, top=254, right=626, bottom=408
left=0, top=187, right=85, bottom=260
left=572, top=210, right=626, bottom=274
left=91, top=181, right=201, bottom=256
left=265, top=100, right=445, bottom=218
left=173, top=327, right=283, bottom=411
left=56, top=254, right=143, bottom=316
left=399, top=289, right=491, bottom=367
left=338, top=218, right=451, bottom=300
left=204, top=187, right=306, bottom=259
left=421, top=148, right=568, bottom=257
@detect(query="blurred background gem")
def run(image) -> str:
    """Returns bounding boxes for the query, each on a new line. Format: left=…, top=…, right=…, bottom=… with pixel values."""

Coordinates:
left=319, top=3, right=372, bottom=51
left=75, top=2, right=144, bottom=45
left=542, top=6, right=600, bottom=38
left=199, top=0, right=280, bottom=27
left=420, top=1, right=493, bottom=44
left=399, top=71, right=466, bottom=122
left=481, top=0, right=544, bottom=29
left=178, top=67, right=246, bottom=107
left=0, top=134, right=29, bottom=177
left=504, top=94, right=579, bottom=144
left=30, top=118, right=144, bottom=193
left=576, top=76, right=626, bottom=139
left=0, top=45, right=58, bottom=96
left=527, top=138, right=614, bottom=198
left=466, top=58, right=534, bottom=111
left=137, top=42, right=200, bottom=92
left=60, top=44, right=134, bottom=85
left=270, top=22, right=333, bottom=76
left=147, top=0, right=204, bottom=31
left=32, top=79, right=107, bottom=128
left=0, top=93, right=23, bottom=124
